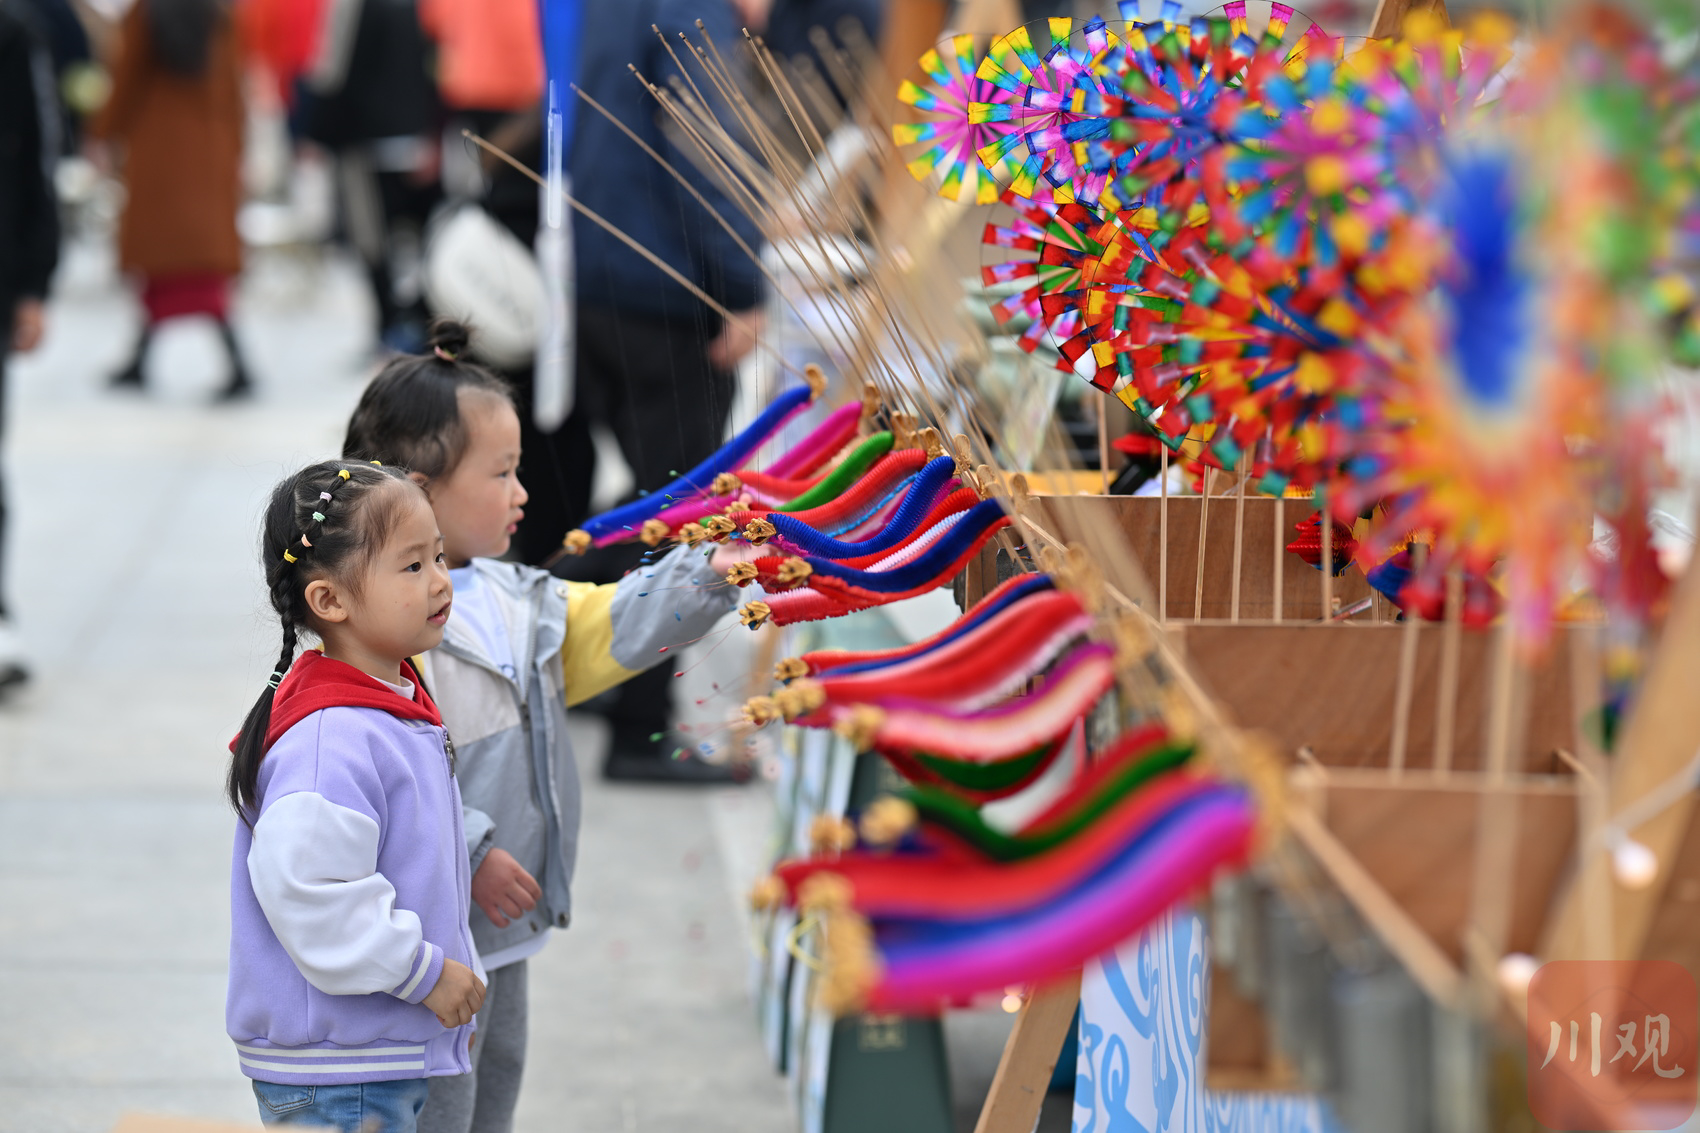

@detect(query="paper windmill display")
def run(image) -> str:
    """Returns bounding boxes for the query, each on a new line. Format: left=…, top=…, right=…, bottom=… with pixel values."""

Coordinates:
left=893, top=34, right=1019, bottom=205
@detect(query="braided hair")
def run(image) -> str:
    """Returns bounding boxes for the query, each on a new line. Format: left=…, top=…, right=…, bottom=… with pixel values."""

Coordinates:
left=227, top=460, right=417, bottom=819
left=343, top=318, right=515, bottom=480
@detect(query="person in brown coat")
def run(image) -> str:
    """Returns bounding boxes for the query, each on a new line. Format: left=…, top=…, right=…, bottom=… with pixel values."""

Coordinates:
left=89, top=0, right=251, bottom=399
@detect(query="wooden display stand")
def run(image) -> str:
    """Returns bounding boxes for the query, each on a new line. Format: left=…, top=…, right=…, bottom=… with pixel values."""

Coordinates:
left=1172, top=622, right=1580, bottom=775
left=964, top=494, right=1377, bottom=624
left=965, top=495, right=1633, bottom=1117
left=1032, top=494, right=1375, bottom=623
left=931, top=0, right=1700, bottom=1123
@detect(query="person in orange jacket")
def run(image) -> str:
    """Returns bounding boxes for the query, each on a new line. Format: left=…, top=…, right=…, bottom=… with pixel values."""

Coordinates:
left=419, top=0, right=542, bottom=115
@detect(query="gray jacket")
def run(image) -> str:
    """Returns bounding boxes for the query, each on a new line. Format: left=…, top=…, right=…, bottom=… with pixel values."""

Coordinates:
left=417, top=546, right=734, bottom=962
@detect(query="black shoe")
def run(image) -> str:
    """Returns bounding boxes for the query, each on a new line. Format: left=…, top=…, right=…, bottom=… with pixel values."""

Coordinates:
left=0, top=661, right=28, bottom=700
left=215, top=370, right=254, bottom=402
left=110, top=360, right=144, bottom=389
left=602, top=727, right=749, bottom=785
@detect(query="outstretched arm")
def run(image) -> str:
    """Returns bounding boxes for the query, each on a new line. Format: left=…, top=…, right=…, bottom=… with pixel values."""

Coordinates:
left=560, top=544, right=738, bottom=707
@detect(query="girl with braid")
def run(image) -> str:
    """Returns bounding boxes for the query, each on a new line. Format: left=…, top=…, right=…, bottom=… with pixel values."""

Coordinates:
left=225, top=460, right=487, bottom=1133
left=342, top=320, right=744, bottom=1133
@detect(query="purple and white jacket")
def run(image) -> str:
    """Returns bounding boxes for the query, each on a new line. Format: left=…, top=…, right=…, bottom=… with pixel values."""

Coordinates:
left=226, top=660, right=482, bottom=1084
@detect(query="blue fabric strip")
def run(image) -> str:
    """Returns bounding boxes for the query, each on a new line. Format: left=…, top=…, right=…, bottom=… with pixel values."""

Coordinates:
left=770, top=457, right=957, bottom=557
left=580, top=384, right=813, bottom=538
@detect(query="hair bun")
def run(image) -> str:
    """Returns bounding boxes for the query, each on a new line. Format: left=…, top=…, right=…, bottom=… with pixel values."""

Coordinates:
left=426, top=318, right=472, bottom=359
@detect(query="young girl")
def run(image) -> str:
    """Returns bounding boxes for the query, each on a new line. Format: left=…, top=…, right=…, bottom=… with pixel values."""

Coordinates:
left=226, top=460, right=488, bottom=1132
left=341, top=320, right=741, bottom=1133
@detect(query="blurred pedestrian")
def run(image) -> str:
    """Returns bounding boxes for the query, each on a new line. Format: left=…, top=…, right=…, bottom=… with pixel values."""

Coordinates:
left=89, top=0, right=251, bottom=400
left=296, top=0, right=441, bottom=354
left=420, top=0, right=539, bottom=122
left=0, top=0, right=60, bottom=694
left=239, top=0, right=324, bottom=110
left=541, top=0, right=763, bottom=784
left=14, top=0, right=94, bottom=152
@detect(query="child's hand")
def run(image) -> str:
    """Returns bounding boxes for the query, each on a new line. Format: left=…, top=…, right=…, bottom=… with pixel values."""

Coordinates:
left=471, top=848, right=542, bottom=928
left=423, top=958, right=486, bottom=1028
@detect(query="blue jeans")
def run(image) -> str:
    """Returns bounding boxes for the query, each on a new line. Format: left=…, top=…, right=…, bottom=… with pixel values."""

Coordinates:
left=253, top=1078, right=431, bottom=1133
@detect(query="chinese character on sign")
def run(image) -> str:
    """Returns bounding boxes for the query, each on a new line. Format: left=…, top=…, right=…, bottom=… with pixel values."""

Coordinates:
left=1528, top=961, right=1697, bottom=1130
left=1540, top=1011, right=1688, bottom=1079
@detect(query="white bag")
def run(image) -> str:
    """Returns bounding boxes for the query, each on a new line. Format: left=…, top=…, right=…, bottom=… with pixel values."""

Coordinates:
left=423, top=203, right=545, bottom=371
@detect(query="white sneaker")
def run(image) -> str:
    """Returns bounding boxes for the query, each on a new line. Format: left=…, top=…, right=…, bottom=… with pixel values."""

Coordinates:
left=0, top=617, right=30, bottom=695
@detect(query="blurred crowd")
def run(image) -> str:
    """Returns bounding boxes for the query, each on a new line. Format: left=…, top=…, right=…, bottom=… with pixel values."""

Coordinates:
left=0, top=0, right=879, bottom=781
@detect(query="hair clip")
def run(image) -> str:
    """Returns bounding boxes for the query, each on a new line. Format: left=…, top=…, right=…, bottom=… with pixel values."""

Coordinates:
left=338, top=470, right=351, bottom=481
left=282, top=549, right=298, bottom=563
left=434, top=346, right=457, bottom=362
left=267, top=670, right=285, bottom=689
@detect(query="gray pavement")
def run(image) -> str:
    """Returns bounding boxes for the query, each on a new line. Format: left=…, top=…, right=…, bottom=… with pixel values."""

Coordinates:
left=0, top=241, right=791, bottom=1133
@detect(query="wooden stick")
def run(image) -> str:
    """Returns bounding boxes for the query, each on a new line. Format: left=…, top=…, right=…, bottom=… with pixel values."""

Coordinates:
left=1230, top=454, right=1248, bottom=623
left=1159, top=445, right=1169, bottom=623
left=1097, top=400, right=1111, bottom=495
left=1320, top=489, right=1334, bottom=621
left=569, top=82, right=865, bottom=375
left=1273, top=493, right=1284, bottom=623
left=461, top=130, right=806, bottom=380
left=1568, top=625, right=1614, bottom=962
left=1387, top=545, right=1426, bottom=777
left=1194, top=471, right=1211, bottom=621
left=1465, top=624, right=1528, bottom=980
left=1433, top=565, right=1464, bottom=775
left=972, top=970, right=1082, bottom=1133
left=1481, top=621, right=1519, bottom=786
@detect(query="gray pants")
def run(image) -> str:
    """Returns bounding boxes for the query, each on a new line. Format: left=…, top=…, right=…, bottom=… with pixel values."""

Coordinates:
left=420, top=960, right=528, bottom=1133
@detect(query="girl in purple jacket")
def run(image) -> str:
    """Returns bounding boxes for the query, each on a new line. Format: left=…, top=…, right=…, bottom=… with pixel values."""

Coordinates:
left=225, top=460, right=487, bottom=1132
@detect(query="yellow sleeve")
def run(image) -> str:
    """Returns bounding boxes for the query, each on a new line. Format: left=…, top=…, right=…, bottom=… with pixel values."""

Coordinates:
left=560, top=580, right=643, bottom=708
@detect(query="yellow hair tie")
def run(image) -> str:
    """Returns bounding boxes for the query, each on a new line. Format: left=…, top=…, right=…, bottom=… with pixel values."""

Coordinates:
left=338, top=470, right=351, bottom=480
left=370, top=460, right=382, bottom=466
left=282, top=549, right=298, bottom=563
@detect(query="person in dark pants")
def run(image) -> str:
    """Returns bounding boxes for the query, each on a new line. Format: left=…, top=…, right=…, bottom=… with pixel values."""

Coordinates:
left=91, top=0, right=251, bottom=399
left=0, top=0, right=60, bottom=693
left=296, top=0, right=442, bottom=353
left=489, top=0, right=762, bottom=784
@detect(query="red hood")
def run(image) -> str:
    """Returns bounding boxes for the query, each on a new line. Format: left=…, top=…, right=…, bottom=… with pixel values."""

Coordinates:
left=233, top=650, right=442, bottom=754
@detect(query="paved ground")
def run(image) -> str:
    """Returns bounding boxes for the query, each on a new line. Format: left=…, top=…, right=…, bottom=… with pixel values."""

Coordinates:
left=0, top=239, right=792, bottom=1133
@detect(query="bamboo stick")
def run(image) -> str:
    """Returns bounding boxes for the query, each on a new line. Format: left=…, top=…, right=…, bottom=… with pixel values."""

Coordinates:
left=1387, top=544, right=1426, bottom=777
left=1194, top=470, right=1211, bottom=621
left=1567, top=625, right=1613, bottom=961
left=1230, top=454, right=1248, bottom=623
left=1433, top=565, right=1465, bottom=775
left=1098, top=400, right=1111, bottom=495
left=1159, top=445, right=1169, bottom=623
left=461, top=131, right=808, bottom=381
left=1466, top=624, right=1528, bottom=982
left=1320, top=489, right=1333, bottom=621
